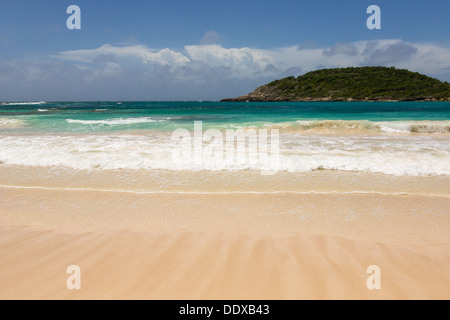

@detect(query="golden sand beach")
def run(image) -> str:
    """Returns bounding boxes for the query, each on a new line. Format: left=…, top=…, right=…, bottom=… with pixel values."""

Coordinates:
left=0, top=167, right=449, bottom=300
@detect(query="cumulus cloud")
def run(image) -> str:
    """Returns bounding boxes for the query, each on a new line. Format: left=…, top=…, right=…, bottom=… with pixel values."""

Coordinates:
left=57, top=44, right=191, bottom=68
left=184, top=45, right=275, bottom=77
left=1, top=40, right=450, bottom=101
left=53, top=40, right=450, bottom=79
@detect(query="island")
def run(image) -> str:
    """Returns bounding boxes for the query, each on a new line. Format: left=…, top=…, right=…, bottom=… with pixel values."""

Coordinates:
left=222, top=67, right=450, bottom=102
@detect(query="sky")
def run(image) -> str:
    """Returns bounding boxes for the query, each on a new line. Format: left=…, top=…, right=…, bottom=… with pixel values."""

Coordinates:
left=0, top=0, right=449, bottom=101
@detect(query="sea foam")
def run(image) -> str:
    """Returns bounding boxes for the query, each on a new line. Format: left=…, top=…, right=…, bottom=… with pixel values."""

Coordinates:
left=265, top=120, right=450, bottom=134
left=0, top=133, right=449, bottom=176
left=0, top=118, right=28, bottom=128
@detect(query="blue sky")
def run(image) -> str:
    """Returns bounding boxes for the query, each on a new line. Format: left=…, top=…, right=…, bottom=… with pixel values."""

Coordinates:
left=1, top=0, right=450, bottom=100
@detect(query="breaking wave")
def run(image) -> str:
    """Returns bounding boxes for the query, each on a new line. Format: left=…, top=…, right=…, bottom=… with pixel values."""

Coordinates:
left=265, top=120, right=450, bottom=134
left=0, top=132, right=449, bottom=176
left=0, top=118, right=28, bottom=128
left=1, top=101, right=46, bottom=106
left=66, top=117, right=166, bottom=126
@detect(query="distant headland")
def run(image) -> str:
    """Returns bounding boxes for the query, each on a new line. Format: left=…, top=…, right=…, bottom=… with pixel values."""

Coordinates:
left=222, top=67, right=450, bottom=102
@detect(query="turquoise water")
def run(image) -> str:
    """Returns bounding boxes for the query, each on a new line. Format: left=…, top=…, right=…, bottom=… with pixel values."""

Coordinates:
left=1, top=101, right=449, bottom=175
left=1, top=101, right=449, bottom=133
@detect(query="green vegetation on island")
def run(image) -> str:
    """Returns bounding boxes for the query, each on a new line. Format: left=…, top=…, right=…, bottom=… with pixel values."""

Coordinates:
left=222, top=67, right=450, bottom=102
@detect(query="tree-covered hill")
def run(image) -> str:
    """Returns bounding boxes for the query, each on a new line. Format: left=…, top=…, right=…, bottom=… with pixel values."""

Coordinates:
left=222, top=67, right=450, bottom=102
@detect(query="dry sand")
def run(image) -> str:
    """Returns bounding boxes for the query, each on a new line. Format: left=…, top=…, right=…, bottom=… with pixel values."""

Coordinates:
left=0, top=168, right=449, bottom=300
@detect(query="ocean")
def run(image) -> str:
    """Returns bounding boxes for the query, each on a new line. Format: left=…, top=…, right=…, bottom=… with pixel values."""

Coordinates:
left=1, top=101, right=449, bottom=176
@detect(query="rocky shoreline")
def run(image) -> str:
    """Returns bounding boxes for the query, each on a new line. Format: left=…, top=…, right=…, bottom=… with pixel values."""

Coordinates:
left=222, top=96, right=450, bottom=102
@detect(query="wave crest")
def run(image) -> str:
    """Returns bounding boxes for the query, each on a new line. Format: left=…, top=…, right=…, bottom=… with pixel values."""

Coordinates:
left=266, top=120, right=450, bottom=134
left=0, top=118, right=28, bottom=128
left=0, top=133, right=449, bottom=176
left=1, top=101, right=46, bottom=106
left=66, top=117, right=166, bottom=126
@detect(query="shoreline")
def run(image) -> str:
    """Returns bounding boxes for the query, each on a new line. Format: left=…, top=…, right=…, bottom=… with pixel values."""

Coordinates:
left=1, top=184, right=449, bottom=240
left=0, top=166, right=449, bottom=196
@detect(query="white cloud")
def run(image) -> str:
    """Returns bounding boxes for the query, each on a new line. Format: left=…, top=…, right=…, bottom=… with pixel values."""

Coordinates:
left=1, top=40, right=449, bottom=100
left=184, top=44, right=274, bottom=77
left=54, top=40, right=450, bottom=80
left=57, top=44, right=190, bottom=67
